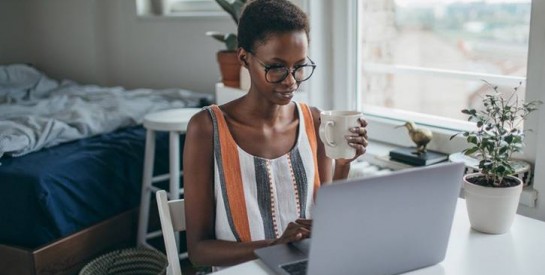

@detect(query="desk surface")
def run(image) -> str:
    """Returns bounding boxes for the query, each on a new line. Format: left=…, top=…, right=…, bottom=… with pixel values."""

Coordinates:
left=213, top=199, right=545, bottom=275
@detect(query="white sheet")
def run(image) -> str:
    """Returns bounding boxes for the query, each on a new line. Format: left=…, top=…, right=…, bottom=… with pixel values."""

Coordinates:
left=0, top=64, right=210, bottom=159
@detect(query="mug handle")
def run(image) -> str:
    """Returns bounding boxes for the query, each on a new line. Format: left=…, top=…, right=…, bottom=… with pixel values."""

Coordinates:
left=319, top=121, right=336, bottom=147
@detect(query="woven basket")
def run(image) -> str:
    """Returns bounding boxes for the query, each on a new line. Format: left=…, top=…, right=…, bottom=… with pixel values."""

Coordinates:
left=79, top=248, right=168, bottom=275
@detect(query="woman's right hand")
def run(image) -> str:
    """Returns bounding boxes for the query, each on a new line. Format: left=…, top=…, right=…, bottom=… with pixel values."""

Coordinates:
left=270, top=219, right=312, bottom=245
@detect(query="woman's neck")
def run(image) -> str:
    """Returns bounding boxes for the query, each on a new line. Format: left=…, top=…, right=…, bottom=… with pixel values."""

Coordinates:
left=238, top=94, right=291, bottom=126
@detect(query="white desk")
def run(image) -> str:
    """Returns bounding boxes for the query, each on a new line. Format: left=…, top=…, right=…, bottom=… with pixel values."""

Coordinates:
left=213, top=199, right=545, bottom=275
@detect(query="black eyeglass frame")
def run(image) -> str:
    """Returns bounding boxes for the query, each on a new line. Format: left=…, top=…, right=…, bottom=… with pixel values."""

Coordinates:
left=248, top=52, right=317, bottom=84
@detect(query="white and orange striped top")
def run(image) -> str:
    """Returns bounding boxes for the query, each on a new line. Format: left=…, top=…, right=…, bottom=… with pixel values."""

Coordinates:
left=205, top=102, right=320, bottom=243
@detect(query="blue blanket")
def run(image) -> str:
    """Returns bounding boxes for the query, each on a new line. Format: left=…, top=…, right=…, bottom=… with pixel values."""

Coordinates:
left=0, top=126, right=183, bottom=248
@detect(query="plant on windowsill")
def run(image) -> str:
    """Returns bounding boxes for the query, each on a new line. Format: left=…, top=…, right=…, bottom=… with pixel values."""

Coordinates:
left=206, top=0, right=247, bottom=88
left=450, top=81, right=542, bottom=234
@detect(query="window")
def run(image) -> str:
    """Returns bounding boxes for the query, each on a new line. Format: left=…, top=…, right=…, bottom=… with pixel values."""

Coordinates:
left=312, top=0, right=545, bottom=218
left=136, top=0, right=222, bottom=16
left=358, top=0, right=531, bottom=128
left=169, top=0, right=222, bottom=14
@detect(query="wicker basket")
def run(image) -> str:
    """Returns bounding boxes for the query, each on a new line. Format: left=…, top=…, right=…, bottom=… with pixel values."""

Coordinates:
left=79, top=248, right=168, bottom=275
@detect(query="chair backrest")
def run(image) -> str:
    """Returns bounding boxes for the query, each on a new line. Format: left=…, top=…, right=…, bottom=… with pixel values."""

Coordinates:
left=156, top=190, right=186, bottom=275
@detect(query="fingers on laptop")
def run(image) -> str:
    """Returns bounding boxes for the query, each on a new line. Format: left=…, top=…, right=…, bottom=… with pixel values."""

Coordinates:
left=295, top=218, right=312, bottom=229
left=272, top=221, right=311, bottom=245
left=287, top=223, right=310, bottom=242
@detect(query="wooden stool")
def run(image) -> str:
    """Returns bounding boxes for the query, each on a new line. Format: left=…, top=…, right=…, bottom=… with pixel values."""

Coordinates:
left=137, top=108, right=200, bottom=249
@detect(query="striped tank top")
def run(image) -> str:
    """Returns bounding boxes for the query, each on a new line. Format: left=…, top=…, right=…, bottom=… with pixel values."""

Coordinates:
left=205, top=102, right=320, bottom=243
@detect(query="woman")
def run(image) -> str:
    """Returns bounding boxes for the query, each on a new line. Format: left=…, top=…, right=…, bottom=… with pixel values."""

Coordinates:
left=183, top=0, right=368, bottom=268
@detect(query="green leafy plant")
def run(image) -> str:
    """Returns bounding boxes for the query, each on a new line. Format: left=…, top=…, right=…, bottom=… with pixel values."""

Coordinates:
left=206, top=0, right=247, bottom=51
left=450, top=82, right=542, bottom=187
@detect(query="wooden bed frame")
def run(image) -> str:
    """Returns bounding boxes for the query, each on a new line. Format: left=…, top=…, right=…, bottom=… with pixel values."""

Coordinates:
left=0, top=208, right=138, bottom=275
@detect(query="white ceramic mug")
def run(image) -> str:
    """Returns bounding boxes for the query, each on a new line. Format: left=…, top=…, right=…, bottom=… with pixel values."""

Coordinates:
left=319, top=110, right=363, bottom=159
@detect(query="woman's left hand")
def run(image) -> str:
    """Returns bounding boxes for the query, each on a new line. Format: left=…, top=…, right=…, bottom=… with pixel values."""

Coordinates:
left=337, top=117, right=368, bottom=164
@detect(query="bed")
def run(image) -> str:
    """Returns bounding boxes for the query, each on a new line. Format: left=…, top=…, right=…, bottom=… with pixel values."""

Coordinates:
left=0, top=64, right=211, bottom=274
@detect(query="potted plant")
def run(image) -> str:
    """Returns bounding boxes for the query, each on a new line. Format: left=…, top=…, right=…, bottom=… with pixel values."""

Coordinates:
left=451, top=82, right=541, bottom=234
left=206, top=0, right=247, bottom=88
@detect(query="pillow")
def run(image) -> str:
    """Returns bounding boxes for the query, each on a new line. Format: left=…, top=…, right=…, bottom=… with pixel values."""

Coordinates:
left=0, top=64, right=59, bottom=103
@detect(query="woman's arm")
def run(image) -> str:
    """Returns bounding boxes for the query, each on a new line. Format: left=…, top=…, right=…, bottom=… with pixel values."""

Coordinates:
left=183, top=110, right=311, bottom=267
left=183, top=111, right=269, bottom=266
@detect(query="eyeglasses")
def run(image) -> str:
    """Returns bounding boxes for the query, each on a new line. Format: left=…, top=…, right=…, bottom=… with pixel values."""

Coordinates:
left=249, top=52, right=316, bottom=83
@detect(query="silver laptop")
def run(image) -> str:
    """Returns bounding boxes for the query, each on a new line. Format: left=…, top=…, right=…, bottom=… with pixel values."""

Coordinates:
left=255, top=162, right=464, bottom=275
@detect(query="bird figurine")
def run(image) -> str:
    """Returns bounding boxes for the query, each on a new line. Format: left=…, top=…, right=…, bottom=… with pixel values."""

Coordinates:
left=395, top=121, right=433, bottom=154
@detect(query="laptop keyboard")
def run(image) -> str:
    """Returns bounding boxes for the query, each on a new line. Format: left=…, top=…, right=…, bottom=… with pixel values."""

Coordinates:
left=280, top=259, right=308, bottom=275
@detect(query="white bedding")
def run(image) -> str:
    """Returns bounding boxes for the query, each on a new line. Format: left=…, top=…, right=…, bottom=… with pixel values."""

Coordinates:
left=0, top=64, right=211, bottom=159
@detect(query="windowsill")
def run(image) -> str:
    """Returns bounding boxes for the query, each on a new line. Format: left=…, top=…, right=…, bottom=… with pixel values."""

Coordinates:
left=361, top=140, right=414, bottom=170
left=365, top=114, right=469, bottom=155
left=364, top=138, right=538, bottom=208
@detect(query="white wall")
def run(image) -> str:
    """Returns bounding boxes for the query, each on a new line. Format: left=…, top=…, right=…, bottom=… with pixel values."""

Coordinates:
left=27, top=0, right=102, bottom=84
left=0, top=1, right=31, bottom=64
left=0, top=0, right=234, bottom=94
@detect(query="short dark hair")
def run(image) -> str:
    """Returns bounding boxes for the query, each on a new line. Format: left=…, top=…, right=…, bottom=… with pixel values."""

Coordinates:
left=238, top=0, right=310, bottom=52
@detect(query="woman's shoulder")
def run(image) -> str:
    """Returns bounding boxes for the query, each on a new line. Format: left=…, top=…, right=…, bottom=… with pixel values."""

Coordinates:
left=295, top=102, right=320, bottom=112
left=297, top=102, right=322, bottom=125
left=187, top=107, right=214, bottom=136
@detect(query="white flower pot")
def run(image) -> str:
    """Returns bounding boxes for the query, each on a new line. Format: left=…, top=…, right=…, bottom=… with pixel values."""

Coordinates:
left=463, top=173, right=522, bottom=234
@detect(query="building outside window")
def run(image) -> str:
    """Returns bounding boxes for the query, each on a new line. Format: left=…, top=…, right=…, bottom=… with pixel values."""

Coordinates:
left=358, top=0, right=531, bottom=128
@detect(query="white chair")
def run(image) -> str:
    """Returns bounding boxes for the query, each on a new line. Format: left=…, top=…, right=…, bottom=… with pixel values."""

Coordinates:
left=156, top=190, right=187, bottom=275
left=137, top=108, right=200, bottom=249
